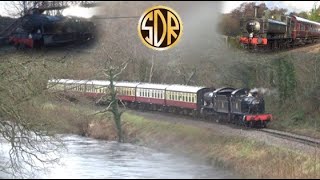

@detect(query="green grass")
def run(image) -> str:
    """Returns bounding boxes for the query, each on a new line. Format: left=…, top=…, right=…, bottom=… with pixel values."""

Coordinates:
left=120, top=112, right=320, bottom=179
left=36, top=101, right=320, bottom=178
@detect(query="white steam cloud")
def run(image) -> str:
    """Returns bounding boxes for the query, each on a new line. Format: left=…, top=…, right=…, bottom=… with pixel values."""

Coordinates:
left=250, top=87, right=278, bottom=96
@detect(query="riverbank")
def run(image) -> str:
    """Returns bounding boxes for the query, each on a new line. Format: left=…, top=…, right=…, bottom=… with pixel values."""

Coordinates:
left=43, top=101, right=320, bottom=178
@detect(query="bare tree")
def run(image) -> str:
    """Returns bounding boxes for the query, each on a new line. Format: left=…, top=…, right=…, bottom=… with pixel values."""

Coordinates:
left=176, top=61, right=198, bottom=85
left=0, top=55, right=67, bottom=178
left=148, top=55, right=155, bottom=83
left=94, top=58, right=129, bottom=142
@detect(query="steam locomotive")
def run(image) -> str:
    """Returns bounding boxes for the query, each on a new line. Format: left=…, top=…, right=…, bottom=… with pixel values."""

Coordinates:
left=240, top=6, right=320, bottom=50
left=47, top=79, right=272, bottom=128
left=7, top=8, right=95, bottom=49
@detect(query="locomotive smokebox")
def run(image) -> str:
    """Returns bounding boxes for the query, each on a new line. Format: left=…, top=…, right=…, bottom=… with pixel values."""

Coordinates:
left=246, top=20, right=260, bottom=34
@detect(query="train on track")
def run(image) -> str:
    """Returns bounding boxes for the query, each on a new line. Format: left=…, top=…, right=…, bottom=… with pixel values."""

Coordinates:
left=240, top=6, right=320, bottom=50
left=47, top=79, right=272, bottom=128
left=3, top=8, right=95, bottom=49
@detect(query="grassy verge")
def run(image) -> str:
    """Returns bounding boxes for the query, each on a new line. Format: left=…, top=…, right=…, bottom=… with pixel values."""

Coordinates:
left=39, top=101, right=320, bottom=178
left=87, top=110, right=320, bottom=178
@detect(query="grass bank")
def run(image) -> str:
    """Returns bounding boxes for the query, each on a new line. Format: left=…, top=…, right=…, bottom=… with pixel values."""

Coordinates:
left=88, top=112, right=320, bottom=179
left=40, top=101, right=320, bottom=178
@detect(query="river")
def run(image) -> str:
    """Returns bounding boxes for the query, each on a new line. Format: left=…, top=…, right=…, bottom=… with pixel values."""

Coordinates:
left=0, top=135, right=237, bottom=179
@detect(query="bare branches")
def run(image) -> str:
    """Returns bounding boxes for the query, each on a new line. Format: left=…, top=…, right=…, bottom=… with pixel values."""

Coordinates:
left=148, top=55, right=154, bottom=83
left=0, top=55, right=65, bottom=178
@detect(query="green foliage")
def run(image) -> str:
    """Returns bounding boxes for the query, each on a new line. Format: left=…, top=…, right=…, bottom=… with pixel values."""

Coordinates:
left=271, top=57, right=297, bottom=105
left=309, top=4, right=320, bottom=22
left=290, top=110, right=305, bottom=125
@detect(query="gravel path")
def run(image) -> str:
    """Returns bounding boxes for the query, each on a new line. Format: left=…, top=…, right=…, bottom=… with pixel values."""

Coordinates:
left=128, top=109, right=320, bottom=155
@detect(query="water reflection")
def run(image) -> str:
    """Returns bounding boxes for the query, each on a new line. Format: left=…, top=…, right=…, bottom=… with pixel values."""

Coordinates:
left=1, top=135, right=237, bottom=179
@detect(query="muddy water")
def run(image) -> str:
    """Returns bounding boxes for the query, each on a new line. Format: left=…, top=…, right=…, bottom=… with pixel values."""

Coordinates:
left=1, top=135, right=238, bottom=179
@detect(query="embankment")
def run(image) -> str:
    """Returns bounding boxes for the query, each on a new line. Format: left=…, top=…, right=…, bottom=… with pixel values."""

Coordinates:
left=43, top=102, right=320, bottom=179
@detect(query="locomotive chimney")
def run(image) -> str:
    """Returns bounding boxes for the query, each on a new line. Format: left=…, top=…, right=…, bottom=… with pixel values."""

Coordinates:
left=254, top=5, right=259, bottom=18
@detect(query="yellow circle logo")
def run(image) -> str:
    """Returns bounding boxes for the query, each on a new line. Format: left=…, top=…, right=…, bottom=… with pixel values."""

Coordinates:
left=138, top=5, right=183, bottom=51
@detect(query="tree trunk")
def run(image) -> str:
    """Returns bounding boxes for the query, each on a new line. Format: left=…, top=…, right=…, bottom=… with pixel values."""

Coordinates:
left=109, top=69, right=123, bottom=142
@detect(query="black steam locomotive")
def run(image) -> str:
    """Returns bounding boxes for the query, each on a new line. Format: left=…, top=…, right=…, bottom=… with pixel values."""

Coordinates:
left=202, top=87, right=269, bottom=128
left=8, top=8, right=95, bottom=49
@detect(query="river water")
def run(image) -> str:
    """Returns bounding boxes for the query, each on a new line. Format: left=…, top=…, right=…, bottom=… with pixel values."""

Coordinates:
left=0, top=135, right=237, bottom=179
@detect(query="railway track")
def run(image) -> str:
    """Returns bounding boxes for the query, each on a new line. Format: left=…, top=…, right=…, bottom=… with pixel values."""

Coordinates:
left=245, top=42, right=320, bottom=54
left=125, top=106, right=320, bottom=147
left=258, top=128, right=320, bottom=146
left=124, top=106, right=320, bottom=146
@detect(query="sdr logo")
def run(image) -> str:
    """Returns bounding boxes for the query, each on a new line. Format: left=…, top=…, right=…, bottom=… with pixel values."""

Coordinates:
left=138, top=5, right=183, bottom=51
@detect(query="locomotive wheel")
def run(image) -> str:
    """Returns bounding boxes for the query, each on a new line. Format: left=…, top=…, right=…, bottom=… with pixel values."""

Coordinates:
left=249, top=121, right=254, bottom=128
left=243, top=121, right=249, bottom=128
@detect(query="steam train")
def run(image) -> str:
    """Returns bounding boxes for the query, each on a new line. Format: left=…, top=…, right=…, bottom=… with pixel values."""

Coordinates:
left=47, top=79, right=272, bottom=128
left=240, top=6, right=320, bottom=50
left=7, top=8, right=95, bottom=49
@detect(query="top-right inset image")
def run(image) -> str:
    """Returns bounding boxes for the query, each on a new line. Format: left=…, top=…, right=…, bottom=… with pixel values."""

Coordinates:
left=220, top=1, right=320, bottom=52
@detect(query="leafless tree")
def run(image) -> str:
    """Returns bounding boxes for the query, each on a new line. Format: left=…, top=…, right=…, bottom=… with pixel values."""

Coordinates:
left=0, top=54, right=70, bottom=178
left=94, top=58, right=129, bottom=142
